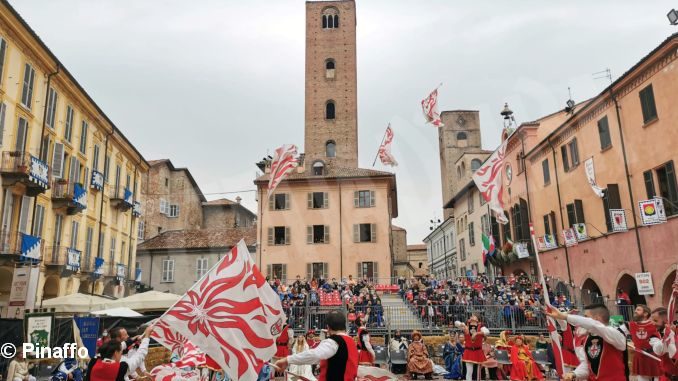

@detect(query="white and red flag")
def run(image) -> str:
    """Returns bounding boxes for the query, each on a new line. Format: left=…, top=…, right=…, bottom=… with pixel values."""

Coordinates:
left=421, top=87, right=444, bottom=127
left=377, top=124, right=398, bottom=167
left=268, top=144, right=299, bottom=199
left=158, top=239, right=285, bottom=381
left=151, top=319, right=206, bottom=368
left=472, top=141, right=509, bottom=224
left=529, top=223, right=565, bottom=377
left=357, top=365, right=399, bottom=381
left=665, top=267, right=677, bottom=346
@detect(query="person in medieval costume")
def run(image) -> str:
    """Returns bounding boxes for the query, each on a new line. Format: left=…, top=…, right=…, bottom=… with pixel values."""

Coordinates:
left=50, top=358, right=83, bottom=381
left=455, top=314, right=489, bottom=381
left=355, top=318, right=375, bottom=365
left=546, top=303, right=628, bottom=381
left=621, top=304, right=663, bottom=381
left=651, top=305, right=678, bottom=380
left=444, top=333, right=464, bottom=380
left=275, top=324, right=293, bottom=377
left=407, top=331, right=434, bottom=380
left=509, top=335, right=544, bottom=381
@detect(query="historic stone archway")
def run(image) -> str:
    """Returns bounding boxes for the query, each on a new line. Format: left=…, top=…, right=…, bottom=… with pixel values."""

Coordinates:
left=581, top=278, right=603, bottom=305
left=661, top=269, right=677, bottom=306
left=43, top=276, right=60, bottom=300
left=0, top=268, right=12, bottom=304
left=616, top=273, right=646, bottom=306
left=78, top=279, right=92, bottom=294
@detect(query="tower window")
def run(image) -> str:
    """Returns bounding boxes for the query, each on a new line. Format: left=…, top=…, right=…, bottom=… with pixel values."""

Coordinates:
left=322, top=8, right=339, bottom=29
left=325, top=59, right=336, bottom=79
left=471, top=159, right=482, bottom=171
left=326, top=141, right=336, bottom=157
left=325, top=101, right=336, bottom=120
left=312, top=161, right=325, bottom=176
left=457, top=132, right=467, bottom=140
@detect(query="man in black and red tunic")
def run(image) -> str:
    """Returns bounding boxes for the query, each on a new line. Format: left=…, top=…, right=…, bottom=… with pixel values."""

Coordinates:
left=275, top=310, right=358, bottom=381
left=547, top=303, right=628, bottom=381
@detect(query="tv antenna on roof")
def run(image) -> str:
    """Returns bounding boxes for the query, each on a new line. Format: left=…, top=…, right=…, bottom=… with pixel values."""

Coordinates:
left=593, top=68, right=612, bottom=84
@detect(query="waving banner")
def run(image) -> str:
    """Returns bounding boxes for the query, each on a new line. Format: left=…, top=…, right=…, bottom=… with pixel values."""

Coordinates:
left=159, top=239, right=284, bottom=381
left=268, top=144, right=299, bottom=199
left=377, top=124, right=398, bottom=167
left=584, top=158, right=604, bottom=198
left=421, top=87, right=444, bottom=127
left=473, top=140, right=509, bottom=224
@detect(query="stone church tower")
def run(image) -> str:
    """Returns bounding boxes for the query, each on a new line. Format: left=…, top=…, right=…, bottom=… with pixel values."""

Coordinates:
left=438, top=110, right=483, bottom=216
left=304, top=0, right=358, bottom=168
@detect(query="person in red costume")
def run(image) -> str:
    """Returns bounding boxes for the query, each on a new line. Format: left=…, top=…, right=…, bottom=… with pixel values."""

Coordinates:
left=275, top=310, right=358, bottom=381
left=509, top=335, right=544, bottom=381
left=455, top=314, right=489, bottom=381
left=275, top=324, right=293, bottom=377
left=547, top=303, right=628, bottom=381
left=355, top=317, right=375, bottom=365
left=622, top=304, right=662, bottom=381
left=651, top=307, right=678, bottom=380
left=85, top=325, right=152, bottom=381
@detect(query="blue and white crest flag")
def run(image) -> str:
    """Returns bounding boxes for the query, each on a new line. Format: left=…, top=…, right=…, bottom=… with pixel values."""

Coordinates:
left=123, top=188, right=133, bottom=205
left=91, top=170, right=104, bottom=191
left=93, top=257, right=105, bottom=277
left=20, top=233, right=41, bottom=260
left=66, top=248, right=81, bottom=271
left=135, top=268, right=142, bottom=283
left=28, top=156, right=49, bottom=189
left=73, top=183, right=87, bottom=209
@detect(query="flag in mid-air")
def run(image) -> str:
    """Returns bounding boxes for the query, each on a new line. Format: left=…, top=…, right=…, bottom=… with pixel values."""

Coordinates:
left=378, top=124, right=398, bottom=166
left=421, top=87, right=444, bottom=127
left=159, top=240, right=285, bottom=381
left=472, top=141, right=509, bottom=224
left=267, top=144, right=299, bottom=199
left=665, top=268, right=677, bottom=346
left=481, top=233, right=496, bottom=266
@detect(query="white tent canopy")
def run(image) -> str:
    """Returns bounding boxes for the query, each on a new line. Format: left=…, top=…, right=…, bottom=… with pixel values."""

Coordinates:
left=91, top=307, right=143, bottom=317
left=41, top=293, right=115, bottom=313
left=112, top=290, right=181, bottom=311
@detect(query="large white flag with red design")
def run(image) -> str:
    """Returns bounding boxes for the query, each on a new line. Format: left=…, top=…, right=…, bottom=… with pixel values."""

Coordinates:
left=665, top=267, right=677, bottom=347
left=159, top=239, right=285, bottom=381
left=151, top=319, right=206, bottom=368
left=268, top=144, right=299, bottom=199
left=357, top=365, right=398, bottom=381
left=472, top=141, right=508, bottom=224
left=421, top=87, right=444, bottom=127
left=377, top=124, right=398, bottom=167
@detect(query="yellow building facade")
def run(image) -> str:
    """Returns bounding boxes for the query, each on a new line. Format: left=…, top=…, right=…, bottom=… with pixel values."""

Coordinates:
left=0, top=2, right=148, bottom=317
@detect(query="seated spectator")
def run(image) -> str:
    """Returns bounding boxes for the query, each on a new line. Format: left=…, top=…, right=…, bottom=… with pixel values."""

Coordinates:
left=509, top=335, right=544, bottom=381
left=407, top=331, right=433, bottom=380
left=6, top=352, right=35, bottom=381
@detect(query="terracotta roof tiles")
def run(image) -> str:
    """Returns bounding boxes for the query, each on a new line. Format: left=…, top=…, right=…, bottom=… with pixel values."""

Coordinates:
left=137, top=227, right=256, bottom=251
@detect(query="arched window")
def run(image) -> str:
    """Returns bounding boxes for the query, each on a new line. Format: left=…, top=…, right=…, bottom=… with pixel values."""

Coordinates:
left=325, top=101, right=335, bottom=120
left=312, top=161, right=325, bottom=176
left=471, top=159, right=482, bottom=171
left=457, top=166, right=461, bottom=179
left=322, top=7, right=339, bottom=29
left=457, top=132, right=467, bottom=140
left=461, top=161, right=466, bottom=175
left=326, top=140, right=336, bottom=157
left=325, top=59, right=336, bottom=79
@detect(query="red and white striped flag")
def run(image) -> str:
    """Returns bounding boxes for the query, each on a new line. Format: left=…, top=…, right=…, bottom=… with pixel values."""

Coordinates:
left=529, top=223, right=565, bottom=377
left=472, top=140, right=508, bottom=224
left=421, top=87, right=444, bottom=127
left=159, top=239, right=285, bottom=381
left=268, top=144, right=299, bottom=199
left=377, top=124, right=398, bottom=167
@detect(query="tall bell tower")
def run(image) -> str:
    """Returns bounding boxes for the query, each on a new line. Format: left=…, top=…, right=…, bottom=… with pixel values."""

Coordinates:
left=304, top=0, right=358, bottom=168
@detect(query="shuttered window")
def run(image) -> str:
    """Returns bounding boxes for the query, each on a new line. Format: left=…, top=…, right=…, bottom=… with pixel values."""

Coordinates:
left=0, top=38, right=6, bottom=86
left=639, top=84, right=658, bottom=124
left=354, top=190, right=375, bottom=208
left=64, top=106, right=74, bottom=142
left=79, top=121, right=88, bottom=153
left=52, top=143, right=65, bottom=178
left=162, top=259, right=175, bottom=282
left=20, top=63, right=35, bottom=108
left=561, top=146, right=569, bottom=172
left=308, top=262, right=328, bottom=280
left=267, top=264, right=287, bottom=282
left=353, top=223, right=376, bottom=243
left=468, top=222, right=475, bottom=246
left=603, top=184, right=622, bottom=232
left=46, top=87, right=58, bottom=129
left=643, top=170, right=655, bottom=199
left=307, top=225, right=329, bottom=244
left=33, top=204, right=45, bottom=238
left=542, top=159, right=550, bottom=185
left=308, top=192, right=329, bottom=209
left=656, top=161, right=678, bottom=216
left=0, top=102, right=6, bottom=146
left=597, top=116, right=611, bottom=150
left=71, top=221, right=80, bottom=249
left=566, top=200, right=585, bottom=228
left=268, top=226, right=290, bottom=245
left=270, top=193, right=290, bottom=210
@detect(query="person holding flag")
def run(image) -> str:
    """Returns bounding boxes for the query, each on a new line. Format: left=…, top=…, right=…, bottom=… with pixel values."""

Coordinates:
left=546, top=304, right=628, bottom=380
left=274, top=310, right=358, bottom=381
left=455, top=314, right=489, bottom=381
left=620, top=304, right=662, bottom=381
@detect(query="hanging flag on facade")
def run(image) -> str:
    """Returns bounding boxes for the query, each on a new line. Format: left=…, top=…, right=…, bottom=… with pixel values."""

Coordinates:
left=20, top=234, right=41, bottom=261
left=573, top=223, right=588, bottom=240
left=267, top=144, right=299, bottom=199
left=376, top=124, right=398, bottom=167
left=473, top=141, right=509, bottom=224
left=481, top=233, right=495, bottom=265
left=610, top=209, right=628, bottom=232
left=159, top=239, right=285, bottom=381
left=93, top=257, right=105, bottom=278
left=421, top=86, right=444, bottom=127
left=543, top=234, right=557, bottom=249
left=562, top=228, right=578, bottom=247
left=584, top=158, right=604, bottom=197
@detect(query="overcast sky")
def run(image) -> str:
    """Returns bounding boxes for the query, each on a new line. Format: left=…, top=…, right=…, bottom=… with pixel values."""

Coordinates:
left=10, top=0, right=674, bottom=244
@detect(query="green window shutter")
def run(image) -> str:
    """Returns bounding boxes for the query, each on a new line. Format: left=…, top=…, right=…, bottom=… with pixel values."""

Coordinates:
left=561, top=145, right=569, bottom=172
left=268, top=197, right=274, bottom=211
left=356, top=262, right=362, bottom=278
left=373, top=262, right=379, bottom=280
left=370, top=223, right=377, bottom=242
left=324, top=225, right=330, bottom=244
left=370, top=191, right=376, bottom=207
left=566, top=203, right=576, bottom=228
left=307, top=226, right=313, bottom=244
left=284, top=194, right=290, bottom=210
left=323, top=263, right=328, bottom=280
left=574, top=199, right=585, bottom=223
left=307, top=263, right=312, bottom=281
left=323, top=192, right=329, bottom=209
left=282, top=264, right=287, bottom=283
left=267, top=227, right=273, bottom=245
left=354, top=191, right=359, bottom=207
left=307, top=193, right=313, bottom=209
left=643, top=170, right=656, bottom=199
left=285, top=227, right=291, bottom=245
left=353, top=224, right=359, bottom=243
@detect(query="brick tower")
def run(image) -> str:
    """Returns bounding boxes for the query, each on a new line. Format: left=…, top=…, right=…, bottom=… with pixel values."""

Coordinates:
left=304, top=0, right=358, bottom=168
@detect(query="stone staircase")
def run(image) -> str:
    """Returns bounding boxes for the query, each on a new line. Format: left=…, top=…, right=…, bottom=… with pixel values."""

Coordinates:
left=380, top=293, right=424, bottom=331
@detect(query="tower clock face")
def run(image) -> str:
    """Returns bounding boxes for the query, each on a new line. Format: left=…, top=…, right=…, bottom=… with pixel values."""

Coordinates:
left=505, top=164, right=513, bottom=185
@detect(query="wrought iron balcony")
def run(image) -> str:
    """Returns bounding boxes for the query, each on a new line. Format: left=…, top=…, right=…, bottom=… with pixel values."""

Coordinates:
left=44, top=245, right=68, bottom=266
left=0, top=230, right=45, bottom=259
left=109, top=186, right=133, bottom=211
left=1, top=152, right=50, bottom=196
left=51, top=179, right=87, bottom=215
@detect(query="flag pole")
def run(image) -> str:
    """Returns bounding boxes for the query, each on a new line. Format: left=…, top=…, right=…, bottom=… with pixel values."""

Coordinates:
left=372, top=124, right=390, bottom=167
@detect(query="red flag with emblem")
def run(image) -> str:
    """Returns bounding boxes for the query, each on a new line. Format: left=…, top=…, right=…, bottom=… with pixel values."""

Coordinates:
left=421, top=87, right=444, bottom=127
left=268, top=144, right=299, bottom=199
left=158, top=239, right=285, bottom=381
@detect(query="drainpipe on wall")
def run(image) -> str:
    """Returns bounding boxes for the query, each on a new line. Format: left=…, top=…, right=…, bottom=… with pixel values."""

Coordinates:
left=610, top=89, right=645, bottom=272
left=547, top=137, right=573, bottom=284
left=126, top=163, right=139, bottom=284
left=91, top=129, right=113, bottom=295
left=30, top=65, right=60, bottom=236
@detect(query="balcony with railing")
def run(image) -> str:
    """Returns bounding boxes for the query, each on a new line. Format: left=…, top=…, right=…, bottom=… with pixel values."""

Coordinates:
left=0, top=230, right=45, bottom=259
left=51, top=179, right=87, bottom=215
left=109, top=186, right=134, bottom=211
left=44, top=246, right=82, bottom=273
left=0, top=151, right=50, bottom=196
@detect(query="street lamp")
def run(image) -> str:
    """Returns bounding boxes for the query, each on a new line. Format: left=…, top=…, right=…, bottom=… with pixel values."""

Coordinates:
left=668, top=9, right=678, bottom=25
